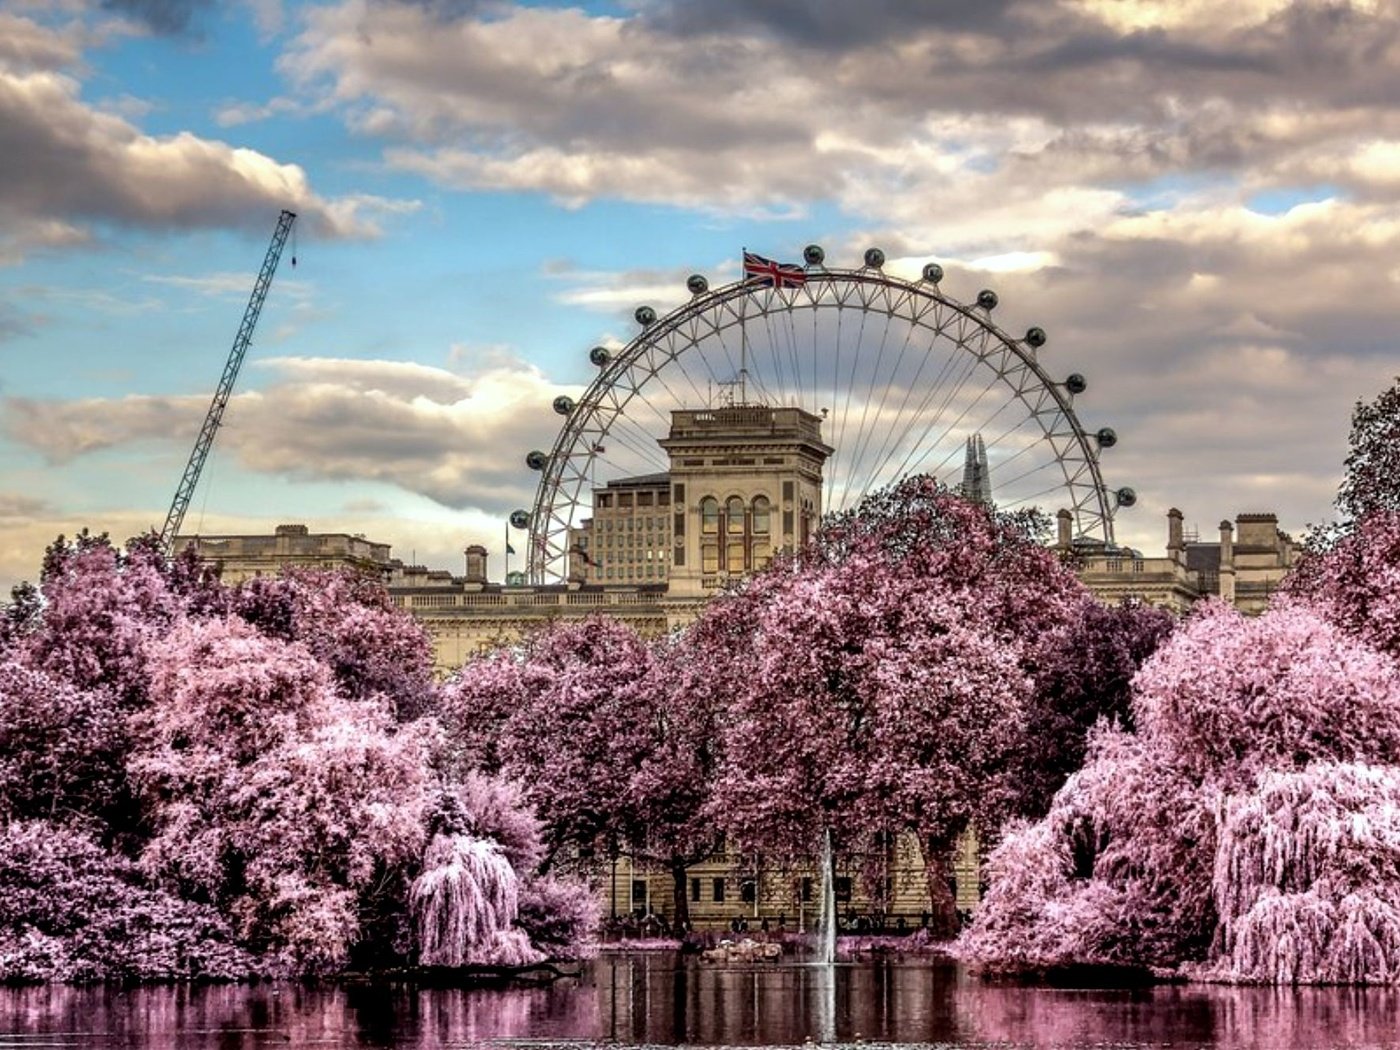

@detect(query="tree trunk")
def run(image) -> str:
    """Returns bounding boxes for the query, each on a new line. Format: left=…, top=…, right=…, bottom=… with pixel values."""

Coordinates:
left=919, top=837, right=960, bottom=939
left=670, top=859, right=690, bottom=930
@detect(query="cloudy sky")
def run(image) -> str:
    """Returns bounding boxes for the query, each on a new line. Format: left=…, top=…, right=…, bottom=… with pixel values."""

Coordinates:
left=3, top=0, right=1399, bottom=590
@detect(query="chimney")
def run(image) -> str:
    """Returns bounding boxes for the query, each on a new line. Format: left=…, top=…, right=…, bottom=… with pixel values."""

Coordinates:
left=1056, top=508, right=1072, bottom=549
left=464, top=544, right=488, bottom=585
left=1218, top=520, right=1236, bottom=606
left=1167, top=508, right=1184, bottom=564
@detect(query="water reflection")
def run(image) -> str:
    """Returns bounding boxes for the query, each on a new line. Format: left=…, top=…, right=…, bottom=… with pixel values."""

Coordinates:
left=1, top=955, right=1398, bottom=1048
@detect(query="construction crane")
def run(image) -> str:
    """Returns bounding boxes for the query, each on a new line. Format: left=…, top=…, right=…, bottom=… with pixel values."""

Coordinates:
left=159, top=209, right=297, bottom=555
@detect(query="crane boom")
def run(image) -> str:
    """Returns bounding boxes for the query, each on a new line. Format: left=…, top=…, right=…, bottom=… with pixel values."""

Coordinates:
left=160, top=209, right=297, bottom=555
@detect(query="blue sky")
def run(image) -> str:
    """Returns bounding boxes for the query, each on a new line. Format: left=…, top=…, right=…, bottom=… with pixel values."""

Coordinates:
left=3, top=0, right=1399, bottom=589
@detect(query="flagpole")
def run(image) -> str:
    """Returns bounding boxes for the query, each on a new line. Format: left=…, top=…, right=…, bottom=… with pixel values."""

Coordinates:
left=504, top=520, right=510, bottom=581
left=739, top=247, right=748, bottom=405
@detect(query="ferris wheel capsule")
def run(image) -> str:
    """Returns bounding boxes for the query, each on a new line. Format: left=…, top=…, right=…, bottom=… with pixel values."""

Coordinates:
left=1025, top=326, right=1047, bottom=348
left=921, top=262, right=944, bottom=284
left=1115, top=487, right=1138, bottom=509
left=635, top=305, right=657, bottom=326
left=509, top=509, right=531, bottom=529
left=686, top=274, right=708, bottom=295
left=1065, top=373, right=1087, bottom=394
left=1096, top=427, right=1118, bottom=449
left=977, top=289, right=999, bottom=311
left=552, top=395, right=575, bottom=416
left=803, top=244, right=825, bottom=266
left=864, top=248, right=886, bottom=269
left=526, top=450, right=548, bottom=470
left=589, top=346, right=611, bottom=367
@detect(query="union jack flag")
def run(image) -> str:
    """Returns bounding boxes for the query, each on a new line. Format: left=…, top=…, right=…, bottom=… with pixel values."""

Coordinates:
left=742, top=250, right=807, bottom=288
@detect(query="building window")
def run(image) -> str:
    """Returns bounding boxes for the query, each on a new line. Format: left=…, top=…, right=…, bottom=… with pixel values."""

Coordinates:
left=702, top=545, right=719, bottom=573
left=801, top=877, right=814, bottom=903
left=701, top=497, right=719, bottom=534
left=631, top=879, right=648, bottom=910
left=740, top=879, right=756, bottom=904
left=690, top=878, right=701, bottom=902
left=726, top=496, right=745, bottom=535
left=713, top=878, right=726, bottom=903
left=752, top=495, right=771, bottom=535
left=727, top=543, right=744, bottom=574
left=753, top=542, right=771, bottom=570
left=835, top=877, right=853, bottom=903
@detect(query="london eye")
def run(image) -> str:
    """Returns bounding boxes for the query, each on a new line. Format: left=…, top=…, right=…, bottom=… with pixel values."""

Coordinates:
left=520, top=245, right=1131, bottom=586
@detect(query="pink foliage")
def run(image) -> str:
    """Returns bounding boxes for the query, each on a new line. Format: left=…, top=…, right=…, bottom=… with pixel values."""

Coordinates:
left=0, top=821, right=253, bottom=982
left=411, top=834, right=540, bottom=967
left=448, top=616, right=656, bottom=863
left=1201, top=763, right=1400, bottom=984
left=1283, top=510, right=1400, bottom=660
left=25, top=539, right=184, bottom=706
left=0, top=660, right=124, bottom=823
left=516, top=875, right=601, bottom=959
left=964, top=600, right=1400, bottom=984
left=233, top=569, right=436, bottom=719
left=133, top=616, right=431, bottom=972
left=1133, top=601, right=1400, bottom=784
left=703, top=485, right=1068, bottom=912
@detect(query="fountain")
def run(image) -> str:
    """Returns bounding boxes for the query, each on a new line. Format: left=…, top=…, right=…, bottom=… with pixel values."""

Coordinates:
left=815, top=828, right=837, bottom=966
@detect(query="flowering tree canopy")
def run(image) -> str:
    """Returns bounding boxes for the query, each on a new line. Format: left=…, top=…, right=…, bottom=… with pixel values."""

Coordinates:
left=701, top=477, right=1083, bottom=934
left=962, top=601, right=1400, bottom=983
left=0, top=540, right=595, bottom=981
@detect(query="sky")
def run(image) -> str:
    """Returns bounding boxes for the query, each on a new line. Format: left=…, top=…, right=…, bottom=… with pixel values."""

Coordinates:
left=3, top=0, right=1399, bottom=591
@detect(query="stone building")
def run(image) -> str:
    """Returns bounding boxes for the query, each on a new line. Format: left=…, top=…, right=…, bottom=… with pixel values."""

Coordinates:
left=174, top=523, right=392, bottom=585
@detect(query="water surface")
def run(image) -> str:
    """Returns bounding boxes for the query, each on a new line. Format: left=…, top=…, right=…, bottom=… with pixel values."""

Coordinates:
left=1, top=953, right=1396, bottom=1048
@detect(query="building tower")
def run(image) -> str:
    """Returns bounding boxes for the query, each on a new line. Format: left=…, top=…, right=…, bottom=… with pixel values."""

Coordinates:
left=660, top=405, right=832, bottom=598
left=959, top=433, right=992, bottom=505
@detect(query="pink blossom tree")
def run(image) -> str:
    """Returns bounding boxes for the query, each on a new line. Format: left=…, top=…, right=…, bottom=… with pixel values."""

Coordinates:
left=705, top=478, right=1082, bottom=935
left=962, top=601, right=1400, bottom=982
left=233, top=568, right=437, bottom=720
left=132, top=616, right=433, bottom=972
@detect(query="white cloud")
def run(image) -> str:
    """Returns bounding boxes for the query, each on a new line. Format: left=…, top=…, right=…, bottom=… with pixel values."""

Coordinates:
left=3, top=355, right=580, bottom=511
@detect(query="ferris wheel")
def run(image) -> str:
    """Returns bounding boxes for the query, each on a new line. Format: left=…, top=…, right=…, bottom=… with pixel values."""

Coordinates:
left=517, top=245, right=1133, bottom=586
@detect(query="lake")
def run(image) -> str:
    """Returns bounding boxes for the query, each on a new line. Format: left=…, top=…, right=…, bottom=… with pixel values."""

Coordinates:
left=1, top=952, right=1397, bottom=1048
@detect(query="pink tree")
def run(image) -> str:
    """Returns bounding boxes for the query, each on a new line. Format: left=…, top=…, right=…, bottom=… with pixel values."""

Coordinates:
left=1283, top=510, right=1400, bottom=660
left=0, top=661, right=124, bottom=825
left=133, top=616, right=433, bottom=972
left=962, top=601, right=1400, bottom=982
left=23, top=533, right=187, bottom=707
left=626, top=634, right=723, bottom=928
left=444, top=616, right=655, bottom=870
left=707, top=479, right=1081, bottom=935
left=233, top=568, right=437, bottom=720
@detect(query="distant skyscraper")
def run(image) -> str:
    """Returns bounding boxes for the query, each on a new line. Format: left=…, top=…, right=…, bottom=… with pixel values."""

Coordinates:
left=960, top=433, right=992, bottom=505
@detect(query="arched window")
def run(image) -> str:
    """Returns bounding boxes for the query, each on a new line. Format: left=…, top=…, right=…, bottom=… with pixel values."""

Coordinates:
left=752, top=541, right=772, bottom=570
left=700, top=496, right=719, bottom=534
left=726, top=496, right=745, bottom=535
left=752, top=495, right=771, bottom=535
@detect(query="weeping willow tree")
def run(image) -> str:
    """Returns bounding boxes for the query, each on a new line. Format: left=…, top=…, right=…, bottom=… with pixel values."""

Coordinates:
left=411, top=834, right=542, bottom=967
